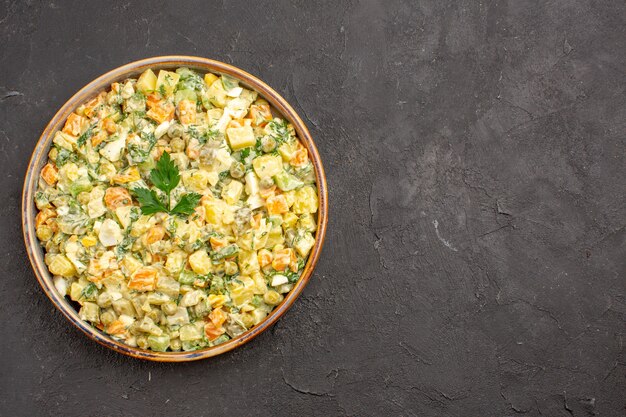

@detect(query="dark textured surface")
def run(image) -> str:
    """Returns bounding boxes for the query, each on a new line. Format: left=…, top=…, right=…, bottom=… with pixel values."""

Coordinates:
left=1, top=1, right=624, bottom=416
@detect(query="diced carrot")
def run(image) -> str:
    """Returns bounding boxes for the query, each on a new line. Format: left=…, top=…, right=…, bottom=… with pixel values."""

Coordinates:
left=193, top=277, right=208, bottom=288
left=209, top=308, right=227, bottom=327
left=152, top=145, right=172, bottom=160
left=106, top=319, right=127, bottom=335
left=177, top=99, right=196, bottom=125
left=251, top=213, right=263, bottom=229
left=228, top=118, right=247, bottom=129
left=209, top=236, right=228, bottom=251
left=40, top=163, right=59, bottom=185
left=272, top=248, right=294, bottom=272
left=112, top=166, right=140, bottom=184
left=128, top=267, right=158, bottom=291
left=62, top=113, right=87, bottom=136
left=83, top=94, right=104, bottom=118
left=110, top=82, right=121, bottom=94
left=146, top=94, right=175, bottom=123
left=248, top=103, right=272, bottom=126
left=103, top=118, right=117, bottom=134
left=290, top=142, right=308, bottom=167
left=143, top=225, right=166, bottom=245
left=266, top=194, right=289, bottom=215
left=204, top=322, right=225, bottom=341
left=35, top=208, right=56, bottom=228
left=146, top=93, right=161, bottom=107
left=90, top=130, right=108, bottom=148
left=289, top=249, right=298, bottom=272
left=186, top=138, right=200, bottom=160
left=104, top=187, right=132, bottom=210
left=151, top=254, right=164, bottom=263
left=259, top=185, right=276, bottom=200
left=257, top=249, right=273, bottom=268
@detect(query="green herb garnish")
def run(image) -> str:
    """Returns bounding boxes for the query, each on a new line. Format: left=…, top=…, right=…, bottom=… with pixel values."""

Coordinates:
left=81, top=283, right=97, bottom=300
left=76, top=125, right=95, bottom=148
left=133, top=152, right=201, bottom=216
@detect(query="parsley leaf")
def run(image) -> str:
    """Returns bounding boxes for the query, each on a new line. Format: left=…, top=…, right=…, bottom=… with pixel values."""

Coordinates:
left=133, top=187, right=168, bottom=215
left=150, top=151, right=180, bottom=194
left=133, top=152, right=200, bottom=217
left=171, top=192, right=202, bottom=216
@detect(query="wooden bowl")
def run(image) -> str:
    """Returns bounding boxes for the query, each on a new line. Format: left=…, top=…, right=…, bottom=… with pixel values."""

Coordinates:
left=21, top=56, right=328, bottom=361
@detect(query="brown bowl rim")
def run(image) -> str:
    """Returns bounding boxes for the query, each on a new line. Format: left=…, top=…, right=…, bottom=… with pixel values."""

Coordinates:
left=21, top=56, right=328, bottom=362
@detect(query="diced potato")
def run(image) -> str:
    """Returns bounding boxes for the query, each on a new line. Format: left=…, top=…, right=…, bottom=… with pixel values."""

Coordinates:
left=252, top=154, right=283, bottom=178
left=180, top=290, right=205, bottom=307
left=226, top=125, right=255, bottom=150
left=208, top=294, right=228, bottom=309
left=167, top=307, right=190, bottom=326
left=283, top=189, right=297, bottom=208
left=282, top=212, right=298, bottom=229
left=79, top=302, right=100, bottom=322
left=81, top=235, right=97, bottom=247
left=278, top=140, right=299, bottom=161
left=147, top=334, right=170, bottom=352
left=207, top=78, right=228, bottom=108
left=292, top=185, right=318, bottom=214
left=165, top=250, right=187, bottom=275
left=204, top=73, right=218, bottom=87
left=48, top=254, right=76, bottom=277
left=189, top=250, right=212, bottom=275
left=179, top=322, right=204, bottom=341
left=130, top=215, right=157, bottom=237
left=182, top=169, right=210, bottom=192
left=53, top=131, right=77, bottom=151
left=207, top=108, right=223, bottom=125
left=244, top=171, right=259, bottom=196
left=221, top=180, right=243, bottom=204
left=136, top=69, right=157, bottom=94
left=120, top=255, right=143, bottom=276
left=294, top=232, right=315, bottom=257
left=203, top=200, right=224, bottom=225
left=112, top=299, right=136, bottom=317
left=155, top=70, right=180, bottom=97
left=69, top=282, right=84, bottom=301
left=225, top=97, right=249, bottom=119
left=238, top=250, right=260, bottom=275
left=229, top=282, right=253, bottom=307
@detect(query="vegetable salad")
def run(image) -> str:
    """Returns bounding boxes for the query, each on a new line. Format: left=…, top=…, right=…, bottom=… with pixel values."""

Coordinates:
left=34, top=67, right=318, bottom=352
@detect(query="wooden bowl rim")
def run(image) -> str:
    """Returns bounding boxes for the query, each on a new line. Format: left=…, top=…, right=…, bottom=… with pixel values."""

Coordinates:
left=21, top=56, right=328, bottom=362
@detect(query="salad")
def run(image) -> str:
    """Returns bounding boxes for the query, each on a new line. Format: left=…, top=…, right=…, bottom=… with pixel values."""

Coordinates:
left=34, top=67, right=318, bottom=352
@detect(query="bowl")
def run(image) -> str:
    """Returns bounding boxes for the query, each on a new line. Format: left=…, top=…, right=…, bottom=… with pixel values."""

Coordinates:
left=21, top=56, right=328, bottom=361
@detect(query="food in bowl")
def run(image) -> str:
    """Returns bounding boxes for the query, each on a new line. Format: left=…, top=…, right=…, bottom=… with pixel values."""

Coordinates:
left=33, top=67, right=319, bottom=352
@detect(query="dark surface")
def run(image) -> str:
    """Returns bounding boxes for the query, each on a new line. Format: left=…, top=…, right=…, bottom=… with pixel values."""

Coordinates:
left=1, top=1, right=624, bottom=416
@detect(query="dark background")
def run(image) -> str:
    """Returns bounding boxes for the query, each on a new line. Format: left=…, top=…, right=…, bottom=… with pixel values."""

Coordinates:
left=1, top=1, right=624, bottom=416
